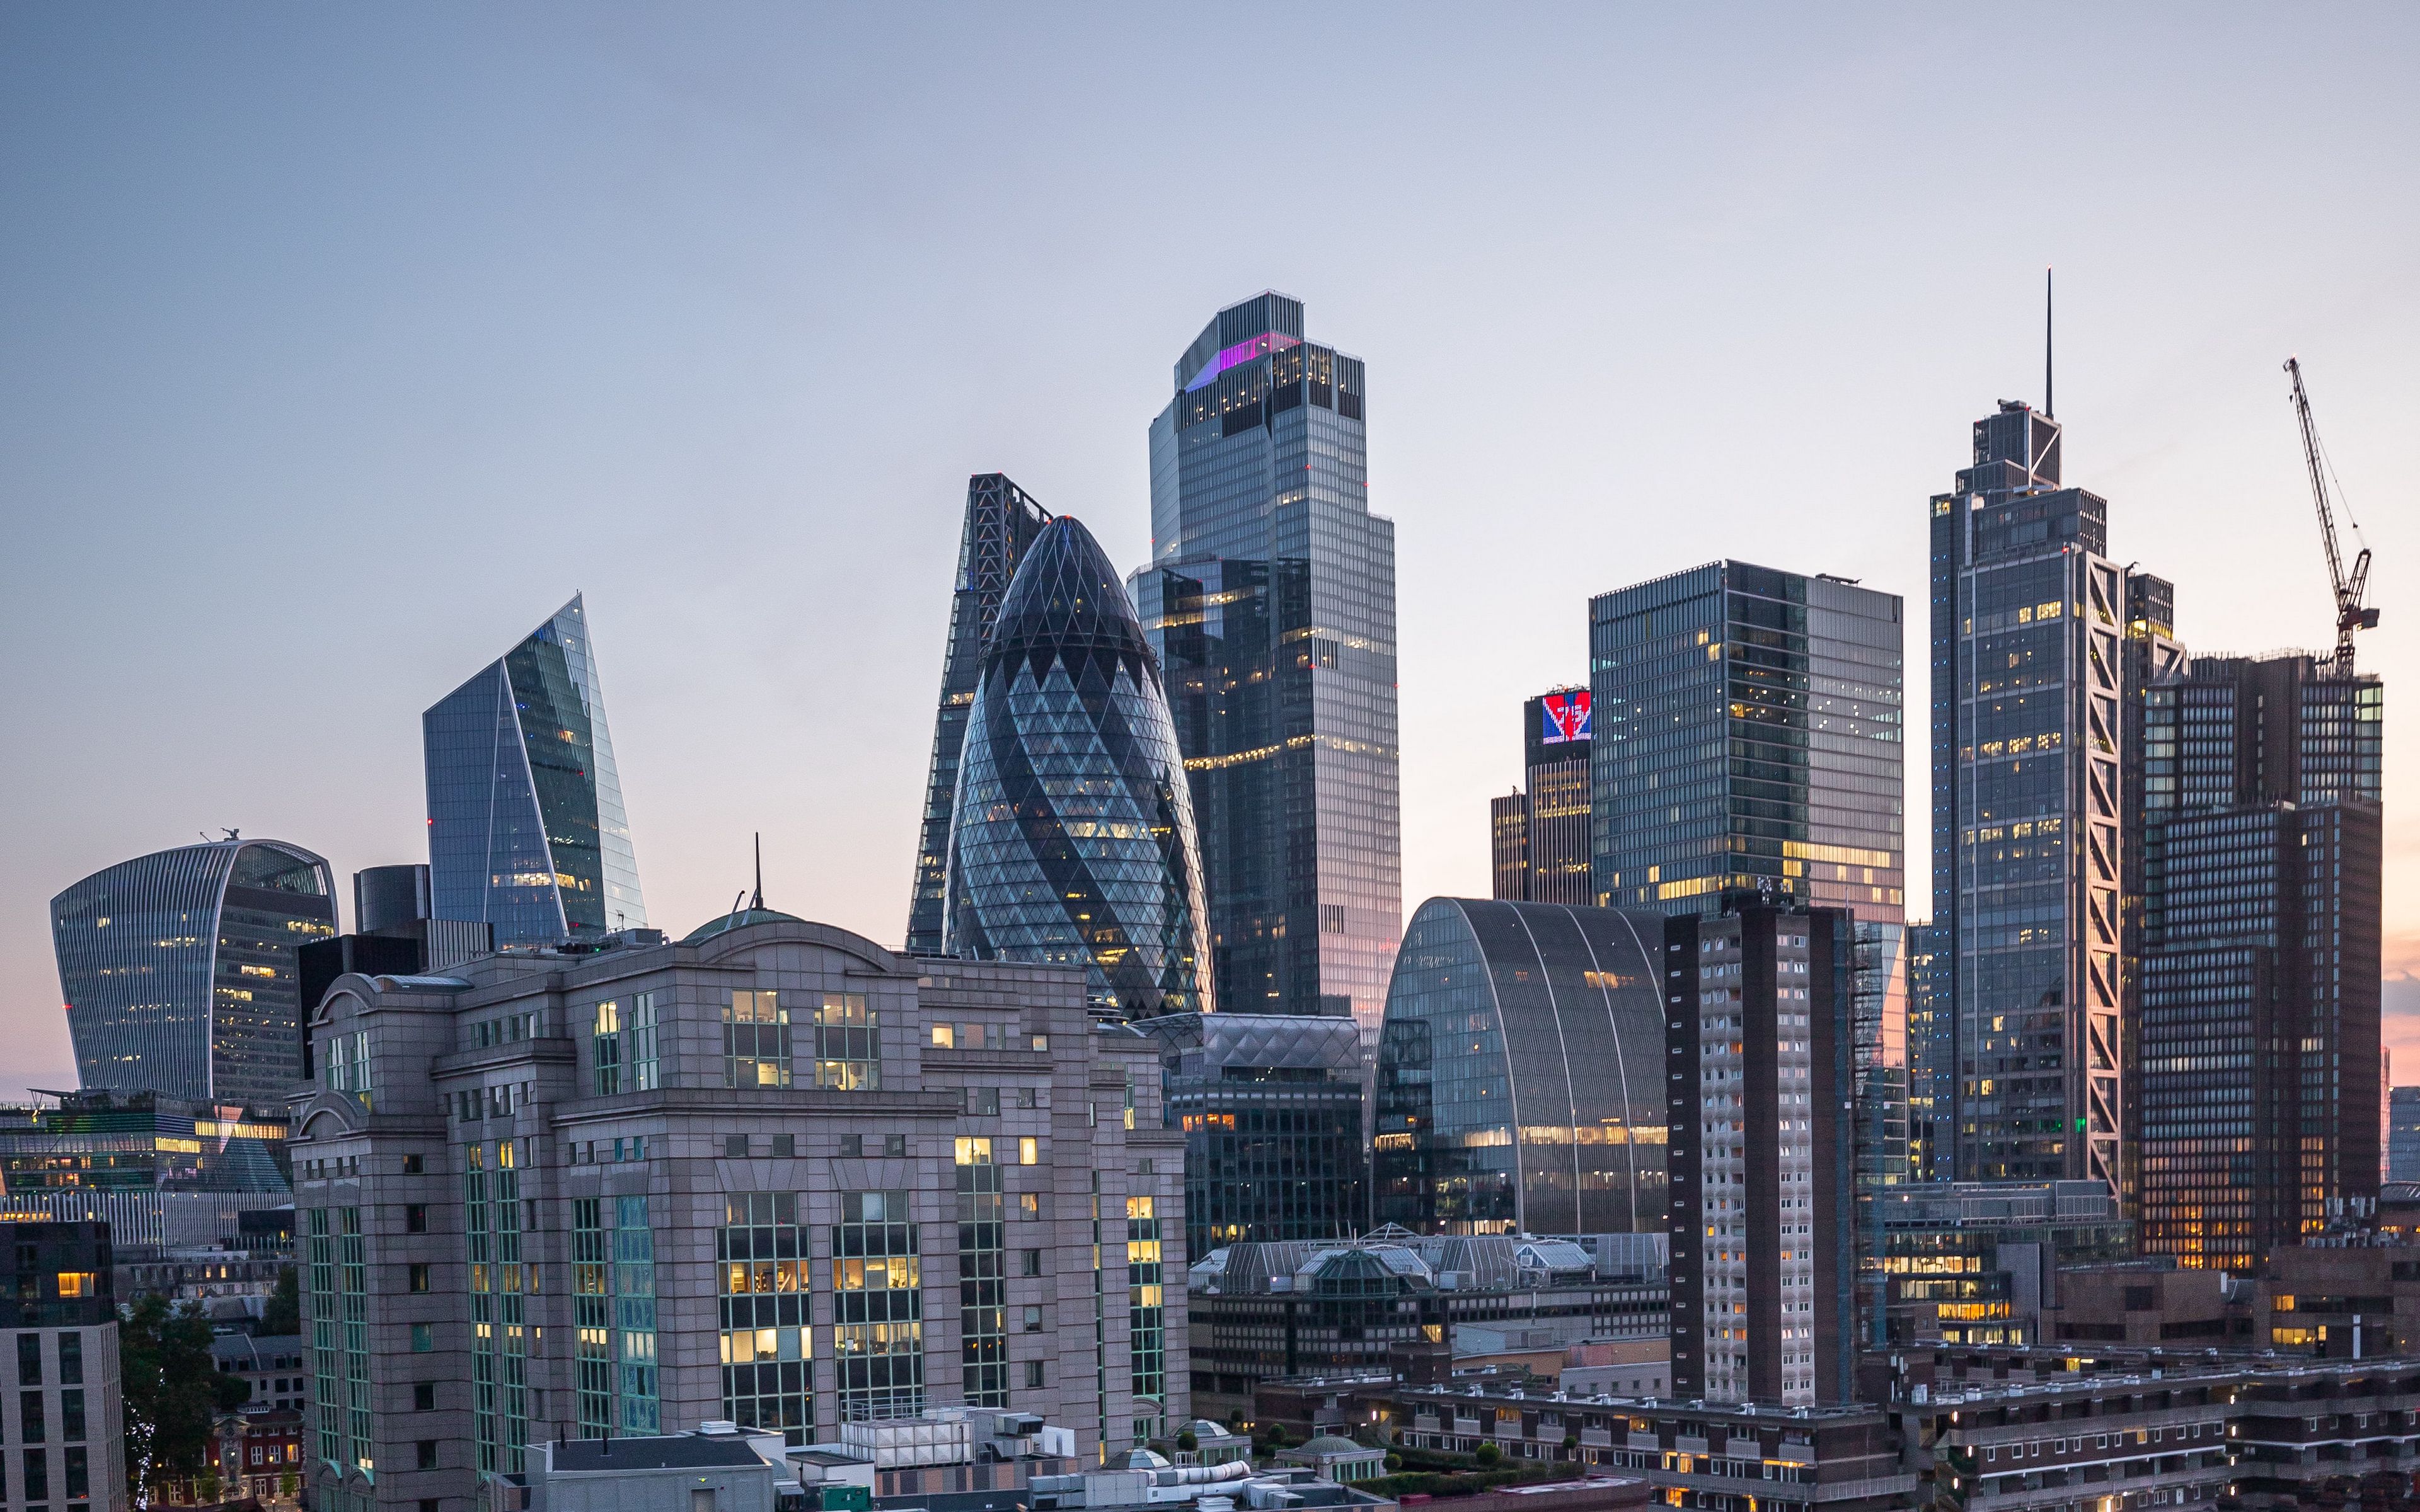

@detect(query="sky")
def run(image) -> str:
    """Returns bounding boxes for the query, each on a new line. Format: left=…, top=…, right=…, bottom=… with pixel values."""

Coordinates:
left=2, top=5, right=2417, bottom=1101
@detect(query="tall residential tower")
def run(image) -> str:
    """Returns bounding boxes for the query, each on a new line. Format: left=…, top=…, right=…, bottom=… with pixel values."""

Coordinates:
left=424, top=595, right=647, bottom=948
left=1130, top=292, right=1400, bottom=1036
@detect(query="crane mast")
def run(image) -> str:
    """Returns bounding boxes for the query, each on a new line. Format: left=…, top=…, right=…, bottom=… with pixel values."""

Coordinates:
left=2285, top=356, right=2377, bottom=674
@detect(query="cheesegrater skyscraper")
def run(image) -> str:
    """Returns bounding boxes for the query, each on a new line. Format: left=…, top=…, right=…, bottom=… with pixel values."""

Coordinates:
left=1129, top=292, right=1400, bottom=1036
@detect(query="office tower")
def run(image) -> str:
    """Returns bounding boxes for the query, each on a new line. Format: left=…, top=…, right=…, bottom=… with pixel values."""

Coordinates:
left=2391, top=1089, right=2420, bottom=1183
left=1930, top=400, right=2126, bottom=1190
left=1590, top=561, right=1904, bottom=921
left=424, top=593, right=647, bottom=948
left=1372, top=898, right=1667, bottom=1235
left=1903, top=922, right=1951, bottom=1183
left=2136, top=650, right=2384, bottom=1266
left=1129, top=291, right=1399, bottom=1034
left=909, top=474, right=1053, bottom=956
left=1664, top=895, right=1857, bottom=1406
left=293, top=913, right=1184, bottom=1509
left=52, top=836, right=336, bottom=1108
left=1489, top=792, right=1528, bottom=900
left=1490, top=690, right=1595, bottom=905
left=1, top=1222, right=127, bottom=1512
left=944, top=515, right=1213, bottom=1018
left=1134, top=1013, right=1366, bottom=1258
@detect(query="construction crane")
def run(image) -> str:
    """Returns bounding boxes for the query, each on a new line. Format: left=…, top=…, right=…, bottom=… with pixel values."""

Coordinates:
left=2285, top=356, right=2378, bottom=674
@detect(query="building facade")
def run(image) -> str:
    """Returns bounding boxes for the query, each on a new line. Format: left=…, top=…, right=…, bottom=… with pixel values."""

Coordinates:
left=1134, top=1014, right=1365, bottom=1259
left=1128, top=291, right=1400, bottom=1036
left=1372, top=899, right=1668, bottom=1237
left=52, top=837, right=336, bottom=1109
left=943, top=515, right=1213, bottom=1019
left=0, top=1089, right=292, bottom=1248
left=1867, top=1179, right=2132, bottom=1346
left=1190, top=1232, right=1664, bottom=1426
left=1930, top=400, right=2127, bottom=1191
left=424, top=594, right=648, bottom=948
left=291, top=915, right=1185, bottom=1512
left=1904, top=922, right=1951, bottom=1183
left=2392, top=1089, right=2420, bottom=1183
left=2136, top=651, right=2385, bottom=1267
left=1663, top=896, right=1858, bottom=1406
left=0, top=1222, right=127, bottom=1512
left=1589, top=561, right=1904, bottom=922
left=1491, top=691, right=1595, bottom=907
left=909, top=474, right=1053, bottom=957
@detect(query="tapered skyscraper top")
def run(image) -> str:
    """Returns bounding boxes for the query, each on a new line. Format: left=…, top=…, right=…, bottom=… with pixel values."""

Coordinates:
left=947, top=516, right=1212, bottom=1017
left=424, top=593, right=647, bottom=947
left=1132, top=291, right=1400, bottom=1036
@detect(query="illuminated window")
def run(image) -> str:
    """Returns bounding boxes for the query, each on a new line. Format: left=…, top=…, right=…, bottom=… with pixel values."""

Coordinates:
left=723, top=991, right=791, bottom=1089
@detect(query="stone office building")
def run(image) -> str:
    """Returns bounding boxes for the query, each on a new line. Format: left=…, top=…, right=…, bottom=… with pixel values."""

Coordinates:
left=291, top=913, right=1186, bottom=1512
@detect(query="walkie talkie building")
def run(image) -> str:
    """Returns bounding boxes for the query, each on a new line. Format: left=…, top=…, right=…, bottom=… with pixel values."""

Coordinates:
left=424, top=593, right=648, bottom=948
left=53, top=836, right=336, bottom=1108
left=944, top=515, right=1212, bottom=1017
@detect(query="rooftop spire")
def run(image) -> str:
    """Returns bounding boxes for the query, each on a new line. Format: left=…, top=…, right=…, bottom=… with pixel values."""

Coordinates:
left=2044, top=266, right=2054, bottom=419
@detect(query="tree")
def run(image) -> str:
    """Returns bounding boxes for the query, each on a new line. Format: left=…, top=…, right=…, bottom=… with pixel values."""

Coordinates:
left=278, top=1470, right=299, bottom=1504
left=1176, top=1429, right=1199, bottom=1453
left=261, top=1266, right=301, bottom=1337
left=120, top=1297, right=250, bottom=1506
left=1475, top=1442, right=1502, bottom=1467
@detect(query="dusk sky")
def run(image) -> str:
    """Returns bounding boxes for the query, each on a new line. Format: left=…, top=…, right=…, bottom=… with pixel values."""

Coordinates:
left=3, top=6, right=2416, bottom=1100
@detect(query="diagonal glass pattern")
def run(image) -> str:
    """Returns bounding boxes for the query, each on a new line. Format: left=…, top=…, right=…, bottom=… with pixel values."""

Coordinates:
left=945, top=517, right=1213, bottom=1017
left=425, top=594, right=647, bottom=946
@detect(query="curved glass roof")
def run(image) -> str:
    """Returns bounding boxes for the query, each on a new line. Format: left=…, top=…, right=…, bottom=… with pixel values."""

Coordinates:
left=1374, top=897, right=1668, bottom=1235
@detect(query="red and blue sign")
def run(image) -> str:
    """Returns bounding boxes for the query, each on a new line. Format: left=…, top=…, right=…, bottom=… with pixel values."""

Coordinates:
left=1540, top=690, right=1592, bottom=745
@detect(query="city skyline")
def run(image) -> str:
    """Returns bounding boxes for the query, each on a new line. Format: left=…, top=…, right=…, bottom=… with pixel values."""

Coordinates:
left=4, top=8, right=2417, bottom=1099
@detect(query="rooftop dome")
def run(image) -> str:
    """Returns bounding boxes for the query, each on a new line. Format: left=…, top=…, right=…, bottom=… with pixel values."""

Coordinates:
left=681, top=907, right=805, bottom=944
left=1297, top=1436, right=1366, bottom=1455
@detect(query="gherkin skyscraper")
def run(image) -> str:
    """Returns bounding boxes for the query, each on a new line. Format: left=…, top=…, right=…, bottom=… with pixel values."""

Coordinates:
left=945, top=516, right=1213, bottom=1017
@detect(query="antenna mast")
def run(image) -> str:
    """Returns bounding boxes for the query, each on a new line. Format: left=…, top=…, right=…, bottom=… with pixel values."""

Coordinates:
left=2044, top=266, right=2054, bottom=418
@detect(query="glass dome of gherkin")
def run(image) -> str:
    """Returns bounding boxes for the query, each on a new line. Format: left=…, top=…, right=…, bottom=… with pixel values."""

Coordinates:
left=944, top=516, right=1213, bottom=1017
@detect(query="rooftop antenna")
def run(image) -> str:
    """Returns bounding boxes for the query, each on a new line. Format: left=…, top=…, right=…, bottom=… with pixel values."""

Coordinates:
left=2044, top=266, right=2054, bottom=419
left=751, top=832, right=764, bottom=912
